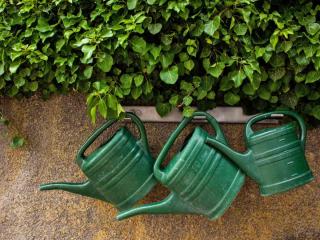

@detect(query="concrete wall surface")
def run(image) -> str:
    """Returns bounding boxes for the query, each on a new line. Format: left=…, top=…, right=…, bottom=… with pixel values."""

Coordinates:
left=0, top=94, right=319, bottom=240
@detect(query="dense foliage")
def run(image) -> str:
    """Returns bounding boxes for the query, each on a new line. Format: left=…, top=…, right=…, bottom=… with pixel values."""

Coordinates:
left=1, top=0, right=320, bottom=123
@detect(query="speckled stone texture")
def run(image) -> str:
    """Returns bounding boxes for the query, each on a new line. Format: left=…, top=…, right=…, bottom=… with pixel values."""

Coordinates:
left=0, top=94, right=319, bottom=240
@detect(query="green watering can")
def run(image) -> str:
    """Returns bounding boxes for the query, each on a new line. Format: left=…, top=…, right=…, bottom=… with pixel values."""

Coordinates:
left=205, top=110, right=314, bottom=196
left=40, top=112, right=157, bottom=211
left=117, top=112, right=245, bottom=220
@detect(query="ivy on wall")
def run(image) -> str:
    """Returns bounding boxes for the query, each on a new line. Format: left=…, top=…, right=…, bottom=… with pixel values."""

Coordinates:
left=1, top=0, right=320, bottom=123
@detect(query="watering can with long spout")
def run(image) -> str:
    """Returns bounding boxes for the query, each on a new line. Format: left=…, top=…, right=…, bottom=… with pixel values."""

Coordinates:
left=205, top=110, right=314, bottom=196
left=40, top=112, right=157, bottom=211
left=117, top=111, right=245, bottom=220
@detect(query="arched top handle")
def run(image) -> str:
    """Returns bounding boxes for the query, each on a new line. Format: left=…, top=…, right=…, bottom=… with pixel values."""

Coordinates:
left=245, top=110, right=306, bottom=148
left=76, top=112, right=149, bottom=167
left=154, top=111, right=226, bottom=182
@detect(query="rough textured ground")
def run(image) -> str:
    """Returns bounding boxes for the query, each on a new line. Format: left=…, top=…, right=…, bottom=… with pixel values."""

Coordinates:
left=0, top=94, right=319, bottom=240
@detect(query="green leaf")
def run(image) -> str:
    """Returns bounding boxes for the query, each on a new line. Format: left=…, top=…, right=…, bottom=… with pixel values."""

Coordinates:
left=197, top=89, right=207, bottom=100
left=311, top=105, right=320, bottom=120
left=258, top=87, right=271, bottom=100
left=81, top=45, right=96, bottom=64
left=268, top=67, right=286, bottom=81
left=184, top=59, right=195, bottom=71
left=107, top=94, right=118, bottom=110
left=183, top=106, right=194, bottom=117
left=169, top=95, right=179, bottom=106
left=97, top=54, right=113, bottom=73
left=234, top=23, right=247, bottom=36
left=10, top=136, right=25, bottom=149
left=150, top=46, right=161, bottom=59
left=56, top=39, right=65, bottom=52
left=147, top=0, right=156, bottom=4
left=204, top=16, right=220, bottom=36
left=148, top=23, right=162, bottom=35
left=90, top=105, right=97, bottom=124
left=160, top=65, right=179, bottom=84
left=243, top=83, right=255, bottom=96
left=83, top=66, right=93, bottom=79
left=131, top=36, right=147, bottom=54
left=280, top=92, right=298, bottom=109
left=180, top=81, right=194, bottom=94
left=0, top=78, right=6, bottom=90
left=255, top=47, right=265, bottom=58
left=270, top=32, right=279, bottom=49
left=98, top=99, right=107, bottom=118
left=9, top=61, right=21, bottom=74
left=306, top=23, right=320, bottom=35
left=156, top=102, right=172, bottom=117
left=203, top=59, right=225, bottom=78
left=14, top=77, right=25, bottom=88
left=207, top=91, right=216, bottom=100
left=224, top=92, right=240, bottom=105
left=127, top=0, right=138, bottom=10
left=29, top=82, right=38, bottom=92
left=36, top=17, right=53, bottom=33
left=134, top=75, right=144, bottom=87
left=120, top=74, right=133, bottom=88
left=306, top=71, right=320, bottom=83
left=295, top=84, right=309, bottom=98
left=183, top=96, right=193, bottom=106
left=131, top=87, right=142, bottom=99
left=231, top=69, right=246, bottom=87
left=160, top=52, right=175, bottom=69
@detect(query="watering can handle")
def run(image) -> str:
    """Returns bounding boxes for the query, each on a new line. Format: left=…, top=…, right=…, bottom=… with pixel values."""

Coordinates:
left=245, top=110, right=306, bottom=147
left=154, top=111, right=226, bottom=182
left=76, top=112, right=149, bottom=167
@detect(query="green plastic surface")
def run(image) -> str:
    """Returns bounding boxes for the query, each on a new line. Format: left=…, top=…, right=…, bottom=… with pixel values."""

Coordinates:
left=40, top=112, right=157, bottom=211
left=117, top=111, right=245, bottom=220
left=205, top=110, right=314, bottom=196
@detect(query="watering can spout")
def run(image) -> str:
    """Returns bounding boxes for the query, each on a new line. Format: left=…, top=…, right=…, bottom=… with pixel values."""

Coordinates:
left=40, top=180, right=107, bottom=202
left=116, top=193, right=194, bottom=220
left=206, top=137, right=252, bottom=175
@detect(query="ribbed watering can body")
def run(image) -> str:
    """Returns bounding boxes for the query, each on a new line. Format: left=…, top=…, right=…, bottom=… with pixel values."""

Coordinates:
left=246, top=122, right=313, bottom=196
left=40, top=112, right=156, bottom=211
left=79, top=127, right=155, bottom=210
left=116, top=112, right=245, bottom=220
left=205, top=110, right=314, bottom=196
left=162, top=127, right=245, bottom=219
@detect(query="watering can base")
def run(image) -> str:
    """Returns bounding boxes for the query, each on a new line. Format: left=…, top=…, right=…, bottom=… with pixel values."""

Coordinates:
left=207, top=171, right=245, bottom=220
left=259, top=171, right=314, bottom=196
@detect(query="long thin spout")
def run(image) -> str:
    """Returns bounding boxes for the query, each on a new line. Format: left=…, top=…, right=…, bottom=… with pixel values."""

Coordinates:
left=40, top=180, right=107, bottom=202
left=116, top=193, right=194, bottom=220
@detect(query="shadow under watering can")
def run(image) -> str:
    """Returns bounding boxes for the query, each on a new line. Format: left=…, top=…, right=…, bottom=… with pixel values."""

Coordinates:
left=40, top=112, right=157, bottom=211
left=205, top=110, right=314, bottom=196
left=117, top=111, right=245, bottom=220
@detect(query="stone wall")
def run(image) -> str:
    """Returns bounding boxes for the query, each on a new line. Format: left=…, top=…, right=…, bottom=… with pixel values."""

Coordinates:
left=0, top=94, right=319, bottom=240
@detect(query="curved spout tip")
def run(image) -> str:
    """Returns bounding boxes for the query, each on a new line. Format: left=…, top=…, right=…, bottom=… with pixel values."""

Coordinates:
left=39, top=182, right=78, bottom=191
left=39, top=180, right=107, bottom=202
left=39, top=183, right=57, bottom=191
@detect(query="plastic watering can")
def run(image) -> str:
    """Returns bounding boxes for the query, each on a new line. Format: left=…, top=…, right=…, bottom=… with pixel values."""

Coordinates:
left=117, top=111, right=245, bottom=220
left=40, top=112, right=157, bottom=211
left=205, top=110, right=314, bottom=196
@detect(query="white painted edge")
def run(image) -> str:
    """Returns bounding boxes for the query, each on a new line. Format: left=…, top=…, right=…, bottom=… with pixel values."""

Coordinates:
left=124, top=106, right=282, bottom=123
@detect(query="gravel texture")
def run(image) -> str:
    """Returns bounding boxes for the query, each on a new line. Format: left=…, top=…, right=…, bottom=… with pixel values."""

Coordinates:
left=0, top=94, right=319, bottom=240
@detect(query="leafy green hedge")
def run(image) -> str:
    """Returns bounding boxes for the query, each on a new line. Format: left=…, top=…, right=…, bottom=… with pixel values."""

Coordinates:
left=1, top=0, right=320, bottom=123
